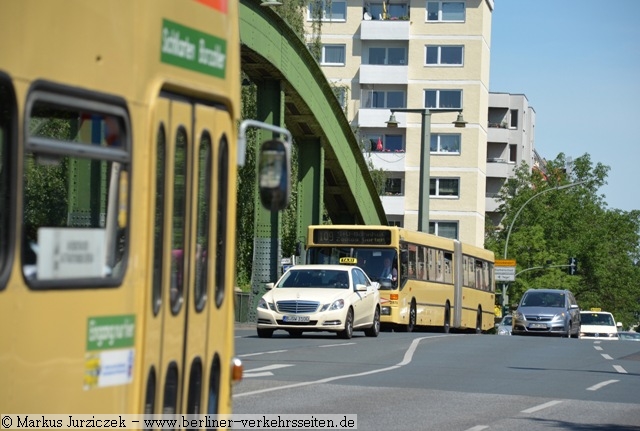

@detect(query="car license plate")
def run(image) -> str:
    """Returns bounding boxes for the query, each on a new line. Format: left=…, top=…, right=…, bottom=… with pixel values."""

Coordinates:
left=529, top=323, right=546, bottom=329
left=283, top=315, right=310, bottom=323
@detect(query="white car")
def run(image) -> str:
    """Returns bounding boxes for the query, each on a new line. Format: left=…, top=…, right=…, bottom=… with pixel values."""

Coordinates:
left=256, top=264, right=380, bottom=339
left=579, top=309, right=621, bottom=340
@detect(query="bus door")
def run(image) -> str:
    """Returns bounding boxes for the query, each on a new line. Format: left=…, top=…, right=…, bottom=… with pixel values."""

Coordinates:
left=144, top=96, right=234, bottom=415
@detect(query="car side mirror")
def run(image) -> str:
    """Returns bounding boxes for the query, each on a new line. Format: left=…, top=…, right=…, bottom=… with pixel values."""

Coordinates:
left=264, top=282, right=274, bottom=291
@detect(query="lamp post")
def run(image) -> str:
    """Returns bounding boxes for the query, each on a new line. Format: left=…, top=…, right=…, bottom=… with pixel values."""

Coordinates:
left=386, top=109, right=466, bottom=233
left=500, top=180, right=587, bottom=311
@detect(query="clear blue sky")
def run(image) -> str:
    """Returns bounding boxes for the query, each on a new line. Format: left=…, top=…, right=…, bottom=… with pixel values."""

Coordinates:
left=489, top=0, right=640, bottom=212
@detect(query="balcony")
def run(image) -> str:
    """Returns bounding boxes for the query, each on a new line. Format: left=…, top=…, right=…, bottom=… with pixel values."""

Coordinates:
left=381, top=195, right=405, bottom=215
left=485, top=195, right=500, bottom=213
left=366, top=150, right=407, bottom=171
left=361, top=20, right=410, bottom=40
left=486, top=158, right=514, bottom=179
left=487, top=125, right=510, bottom=144
left=360, top=64, right=408, bottom=85
left=358, top=109, right=406, bottom=128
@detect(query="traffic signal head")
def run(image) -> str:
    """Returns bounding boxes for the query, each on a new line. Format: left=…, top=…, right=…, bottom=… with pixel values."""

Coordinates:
left=568, top=257, right=577, bottom=275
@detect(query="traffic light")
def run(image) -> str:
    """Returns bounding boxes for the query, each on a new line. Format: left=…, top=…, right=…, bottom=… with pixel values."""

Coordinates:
left=568, top=257, right=577, bottom=275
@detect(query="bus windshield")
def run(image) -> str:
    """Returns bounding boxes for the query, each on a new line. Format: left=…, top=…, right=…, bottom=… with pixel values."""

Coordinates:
left=306, top=246, right=397, bottom=288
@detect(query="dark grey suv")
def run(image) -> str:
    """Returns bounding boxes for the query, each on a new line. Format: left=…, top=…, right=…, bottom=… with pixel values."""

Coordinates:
left=512, top=289, right=581, bottom=337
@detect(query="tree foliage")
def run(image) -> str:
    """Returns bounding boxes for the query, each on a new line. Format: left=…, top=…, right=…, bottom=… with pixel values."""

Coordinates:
left=486, top=153, right=640, bottom=328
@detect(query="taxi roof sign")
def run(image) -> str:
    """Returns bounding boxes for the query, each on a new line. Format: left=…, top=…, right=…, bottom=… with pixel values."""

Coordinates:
left=339, top=257, right=357, bottom=265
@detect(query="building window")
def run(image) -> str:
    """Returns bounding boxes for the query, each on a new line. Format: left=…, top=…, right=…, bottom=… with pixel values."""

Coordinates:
left=308, top=0, right=346, bottom=21
left=387, top=218, right=403, bottom=227
left=368, top=2, right=409, bottom=20
left=365, top=134, right=404, bottom=152
left=384, top=177, right=403, bottom=196
left=362, top=90, right=405, bottom=108
left=368, top=47, right=407, bottom=65
left=509, top=144, right=517, bottom=163
left=430, top=178, right=459, bottom=197
left=321, top=44, right=346, bottom=66
left=424, top=89, right=462, bottom=109
left=426, top=2, right=465, bottom=22
left=510, top=109, right=518, bottom=128
left=430, top=133, right=461, bottom=154
left=429, top=221, right=458, bottom=239
left=426, top=45, right=463, bottom=66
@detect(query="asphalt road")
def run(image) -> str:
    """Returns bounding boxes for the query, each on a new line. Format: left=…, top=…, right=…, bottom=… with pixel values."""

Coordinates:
left=232, top=324, right=640, bottom=431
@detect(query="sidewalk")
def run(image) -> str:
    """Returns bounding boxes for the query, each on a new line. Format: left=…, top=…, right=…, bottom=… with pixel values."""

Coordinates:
left=235, top=321, right=255, bottom=330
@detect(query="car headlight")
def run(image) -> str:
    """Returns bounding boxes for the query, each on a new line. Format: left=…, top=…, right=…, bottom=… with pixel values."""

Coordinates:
left=498, top=328, right=510, bottom=335
left=513, top=311, right=524, bottom=320
left=550, top=312, right=567, bottom=322
left=257, top=298, right=272, bottom=310
left=327, top=299, right=345, bottom=311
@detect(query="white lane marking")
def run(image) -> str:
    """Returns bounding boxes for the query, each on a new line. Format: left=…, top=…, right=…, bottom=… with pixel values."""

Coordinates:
left=594, top=346, right=603, bottom=351
left=601, top=354, right=613, bottom=360
left=319, top=342, right=357, bottom=348
left=613, top=365, right=627, bottom=374
left=234, top=335, right=448, bottom=398
left=243, top=372, right=274, bottom=378
left=238, top=349, right=287, bottom=357
left=521, top=400, right=563, bottom=413
left=243, top=364, right=295, bottom=378
left=587, top=379, right=619, bottom=391
left=464, top=426, right=489, bottom=431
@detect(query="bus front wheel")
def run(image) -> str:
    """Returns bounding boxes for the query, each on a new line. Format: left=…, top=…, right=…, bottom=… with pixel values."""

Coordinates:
left=398, top=301, right=416, bottom=333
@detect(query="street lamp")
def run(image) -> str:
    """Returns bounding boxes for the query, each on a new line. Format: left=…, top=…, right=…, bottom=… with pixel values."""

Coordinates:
left=500, top=180, right=587, bottom=311
left=386, top=109, right=466, bottom=232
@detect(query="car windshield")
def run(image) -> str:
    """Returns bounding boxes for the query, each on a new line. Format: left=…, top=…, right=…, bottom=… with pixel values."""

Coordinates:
left=278, top=269, right=349, bottom=289
left=522, top=292, right=565, bottom=308
left=502, top=316, right=512, bottom=325
left=581, top=313, right=614, bottom=326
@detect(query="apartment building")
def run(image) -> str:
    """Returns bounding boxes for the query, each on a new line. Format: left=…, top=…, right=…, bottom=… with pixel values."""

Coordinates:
left=486, top=92, right=538, bottom=227
left=305, top=0, right=494, bottom=248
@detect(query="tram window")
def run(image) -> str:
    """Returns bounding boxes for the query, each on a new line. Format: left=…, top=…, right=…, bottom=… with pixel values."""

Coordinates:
left=186, top=358, right=203, bottom=418
left=23, top=96, right=129, bottom=286
left=214, top=136, right=228, bottom=308
left=144, top=367, right=157, bottom=416
left=0, top=79, right=14, bottom=288
left=162, top=362, right=179, bottom=417
left=207, top=354, right=221, bottom=414
left=194, top=133, right=211, bottom=312
left=152, top=125, right=166, bottom=315
left=170, top=127, right=187, bottom=314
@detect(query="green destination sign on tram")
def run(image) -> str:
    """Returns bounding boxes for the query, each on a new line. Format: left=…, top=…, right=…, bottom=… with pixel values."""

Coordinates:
left=160, top=19, right=226, bottom=78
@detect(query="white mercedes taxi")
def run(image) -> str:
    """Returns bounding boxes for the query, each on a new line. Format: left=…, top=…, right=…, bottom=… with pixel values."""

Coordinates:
left=579, top=308, right=621, bottom=340
left=256, top=263, right=381, bottom=339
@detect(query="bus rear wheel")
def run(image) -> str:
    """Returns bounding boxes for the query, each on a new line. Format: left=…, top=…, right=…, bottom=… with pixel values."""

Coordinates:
left=443, top=304, right=451, bottom=334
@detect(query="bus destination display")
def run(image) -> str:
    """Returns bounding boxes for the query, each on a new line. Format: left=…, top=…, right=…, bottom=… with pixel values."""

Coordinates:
left=313, top=229, right=392, bottom=245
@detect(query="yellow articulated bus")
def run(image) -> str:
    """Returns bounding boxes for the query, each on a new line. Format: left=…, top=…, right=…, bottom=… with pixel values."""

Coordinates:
left=0, top=0, right=290, bottom=417
left=305, top=225, right=496, bottom=333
